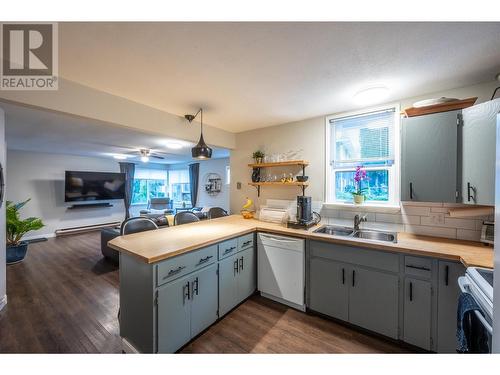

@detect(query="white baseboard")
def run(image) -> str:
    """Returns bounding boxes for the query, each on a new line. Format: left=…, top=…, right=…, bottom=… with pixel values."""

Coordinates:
left=0, top=294, right=7, bottom=311
left=23, top=233, right=56, bottom=241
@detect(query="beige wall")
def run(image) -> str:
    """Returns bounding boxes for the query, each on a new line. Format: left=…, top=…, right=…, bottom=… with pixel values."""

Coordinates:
left=230, top=79, right=500, bottom=212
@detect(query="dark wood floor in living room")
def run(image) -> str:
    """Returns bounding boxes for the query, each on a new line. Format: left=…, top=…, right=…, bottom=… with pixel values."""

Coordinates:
left=0, top=232, right=412, bottom=354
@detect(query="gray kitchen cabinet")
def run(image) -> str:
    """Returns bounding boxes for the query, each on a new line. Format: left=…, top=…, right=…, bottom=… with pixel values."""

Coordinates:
left=218, top=245, right=256, bottom=318
left=157, top=263, right=218, bottom=352
left=401, top=110, right=460, bottom=202
left=308, top=241, right=399, bottom=339
left=309, top=257, right=349, bottom=321
left=461, top=99, right=500, bottom=205
left=236, top=246, right=256, bottom=302
left=437, top=261, right=465, bottom=353
left=218, top=254, right=240, bottom=317
left=190, top=263, right=219, bottom=338
left=403, top=278, right=432, bottom=350
left=157, top=272, right=192, bottom=353
left=349, top=266, right=399, bottom=339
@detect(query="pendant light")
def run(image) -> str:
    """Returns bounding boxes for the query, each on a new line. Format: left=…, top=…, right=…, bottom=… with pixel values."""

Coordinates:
left=185, top=108, right=212, bottom=159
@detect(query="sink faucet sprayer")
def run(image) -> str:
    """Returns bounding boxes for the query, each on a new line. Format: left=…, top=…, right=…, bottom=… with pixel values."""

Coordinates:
left=353, top=214, right=367, bottom=231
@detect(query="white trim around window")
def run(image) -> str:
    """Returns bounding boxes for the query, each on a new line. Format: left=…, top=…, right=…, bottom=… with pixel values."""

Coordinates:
left=325, top=103, right=401, bottom=208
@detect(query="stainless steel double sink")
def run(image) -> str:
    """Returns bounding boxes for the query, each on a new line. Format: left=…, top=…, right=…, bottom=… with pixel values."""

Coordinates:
left=313, top=225, right=397, bottom=243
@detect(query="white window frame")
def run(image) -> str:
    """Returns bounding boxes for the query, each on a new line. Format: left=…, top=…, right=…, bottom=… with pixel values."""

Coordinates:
left=325, top=104, right=401, bottom=208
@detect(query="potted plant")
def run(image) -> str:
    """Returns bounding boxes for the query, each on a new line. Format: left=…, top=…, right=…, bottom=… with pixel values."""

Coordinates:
left=252, top=150, right=265, bottom=164
left=352, top=166, right=368, bottom=204
left=6, top=199, right=44, bottom=265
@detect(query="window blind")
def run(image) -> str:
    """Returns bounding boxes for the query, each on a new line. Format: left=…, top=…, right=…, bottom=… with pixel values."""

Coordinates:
left=330, top=109, right=395, bottom=167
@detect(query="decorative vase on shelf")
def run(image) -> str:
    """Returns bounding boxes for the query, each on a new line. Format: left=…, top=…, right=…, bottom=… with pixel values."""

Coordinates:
left=353, top=194, right=364, bottom=205
left=255, top=157, right=263, bottom=164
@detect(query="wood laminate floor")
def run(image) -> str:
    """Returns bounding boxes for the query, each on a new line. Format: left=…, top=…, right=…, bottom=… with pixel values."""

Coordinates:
left=0, top=232, right=412, bottom=354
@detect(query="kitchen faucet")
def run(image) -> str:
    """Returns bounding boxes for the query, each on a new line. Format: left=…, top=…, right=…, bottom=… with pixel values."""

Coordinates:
left=353, top=214, right=367, bottom=231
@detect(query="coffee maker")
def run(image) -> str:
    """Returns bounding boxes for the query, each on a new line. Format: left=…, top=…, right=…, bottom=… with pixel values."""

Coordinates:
left=287, top=196, right=320, bottom=229
left=297, top=196, right=312, bottom=223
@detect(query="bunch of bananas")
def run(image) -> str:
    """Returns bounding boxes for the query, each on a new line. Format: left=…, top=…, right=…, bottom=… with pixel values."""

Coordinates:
left=241, top=198, right=254, bottom=219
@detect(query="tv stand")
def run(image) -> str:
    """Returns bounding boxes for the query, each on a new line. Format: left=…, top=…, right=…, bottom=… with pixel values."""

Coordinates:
left=68, top=202, right=113, bottom=209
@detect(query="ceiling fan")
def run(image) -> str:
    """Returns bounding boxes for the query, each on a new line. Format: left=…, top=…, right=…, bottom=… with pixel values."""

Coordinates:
left=135, top=149, right=164, bottom=162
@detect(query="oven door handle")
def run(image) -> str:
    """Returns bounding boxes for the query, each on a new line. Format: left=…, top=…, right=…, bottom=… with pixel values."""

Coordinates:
left=457, top=277, right=493, bottom=335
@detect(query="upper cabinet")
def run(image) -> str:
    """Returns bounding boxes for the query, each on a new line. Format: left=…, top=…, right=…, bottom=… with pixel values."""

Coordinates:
left=401, top=110, right=460, bottom=202
left=401, top=99, right=499, bottom=205
left=461, top=99, right=500, bottom=206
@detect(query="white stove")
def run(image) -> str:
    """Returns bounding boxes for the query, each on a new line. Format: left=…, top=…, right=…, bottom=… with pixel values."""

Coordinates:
left=458, top=267, right=494, bottom=336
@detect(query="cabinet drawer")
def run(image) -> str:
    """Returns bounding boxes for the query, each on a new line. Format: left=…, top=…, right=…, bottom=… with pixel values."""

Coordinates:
left=157, top=245, right=218, bottom=286
left=404, top=256, right=432, bottom=279
left=238, top=233, right=254, bottom=251
left=157, top=253, right=192, bottom=286
left=218, top=239, right=238, bottom=260
left=191, top=245, right=218, bottom=271
left=310, top=240, right=399, bottom=273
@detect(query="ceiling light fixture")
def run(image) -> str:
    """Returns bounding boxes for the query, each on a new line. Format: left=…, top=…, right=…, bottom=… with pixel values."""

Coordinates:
left=165, top=141, right=183, bottom=150
left=140, top=149, right=150, bottom=163
left=185, top=108, right=212, bottom=160
left=354, top=85, right=389, bottom=105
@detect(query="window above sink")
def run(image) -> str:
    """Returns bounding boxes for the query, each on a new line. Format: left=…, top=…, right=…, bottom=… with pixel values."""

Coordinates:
left=325, top=104, right=401, bottom=208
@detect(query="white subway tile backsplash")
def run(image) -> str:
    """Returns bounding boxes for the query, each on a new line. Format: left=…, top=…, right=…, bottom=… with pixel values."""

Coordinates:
left=442, top=217, right=477, bottom=230
left=401, top=205, right=431, bottom=216
left=338, top=210, right=376, bottom=221
left=375, top=213, right=420, bottom=225
left=404, top=224, right=457, bottom=239
left=456, top=229, right=482, bottom=242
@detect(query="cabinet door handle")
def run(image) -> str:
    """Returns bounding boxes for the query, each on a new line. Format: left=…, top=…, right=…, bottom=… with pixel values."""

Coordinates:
left=342, top=268, right=345, bottom=285
left=233, top=259, right=239, bottom=276
left=352, top=270, right=355, bottom=287
left=409, top=182, right=414, bottom=200
left=467, top=182, right=476, bottom=203
left=445, top=265, right=449, bottom=286
left=224, top=246, right=236, bottom=254
left=239, top=256, right=244, bottom=271
left=192, top=277, right=199, bottom=297
left=405, top=264, right=431, bottom=272
left=409, top=282, right=413, bottom=302
left=183, top=282, right=191, bottom=304
left=164, top=265, right=186, bottom=279
left=243, top=240, right=252, bottom=246
left=198, top=255, right=213, bottom=265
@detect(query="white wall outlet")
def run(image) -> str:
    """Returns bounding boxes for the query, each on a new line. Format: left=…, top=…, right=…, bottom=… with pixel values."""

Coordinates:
left=429, top=212, right=445, bottom=225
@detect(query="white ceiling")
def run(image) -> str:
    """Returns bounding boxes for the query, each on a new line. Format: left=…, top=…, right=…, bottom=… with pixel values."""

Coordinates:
left=58, top=22, right=500, bottom=133
left=3, top=102, right=230, bottom=164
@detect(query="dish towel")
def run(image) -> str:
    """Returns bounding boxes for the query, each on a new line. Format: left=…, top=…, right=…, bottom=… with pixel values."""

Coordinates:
left=456, top=292, right=490, bottom=353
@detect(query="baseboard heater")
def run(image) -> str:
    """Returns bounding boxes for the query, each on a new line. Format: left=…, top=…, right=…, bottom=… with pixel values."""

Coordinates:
left=55, top=221, right=121, bottom=237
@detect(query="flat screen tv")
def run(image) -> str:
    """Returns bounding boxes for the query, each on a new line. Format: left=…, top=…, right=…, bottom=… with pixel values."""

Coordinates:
left=64, top=171, right=126, bottom=202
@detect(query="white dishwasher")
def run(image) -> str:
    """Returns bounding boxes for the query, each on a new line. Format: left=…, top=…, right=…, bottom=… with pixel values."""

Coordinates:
left=257, top=232, right=305, bottom=311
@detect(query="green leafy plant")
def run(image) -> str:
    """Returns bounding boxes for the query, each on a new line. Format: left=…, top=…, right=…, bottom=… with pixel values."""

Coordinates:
left=6, top=199, right=44, bottom=246
left=252, top=150, right=265, bottom=159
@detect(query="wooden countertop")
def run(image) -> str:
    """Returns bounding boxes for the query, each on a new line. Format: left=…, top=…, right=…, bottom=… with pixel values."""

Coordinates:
left=108, top=215, right=494, bottom=268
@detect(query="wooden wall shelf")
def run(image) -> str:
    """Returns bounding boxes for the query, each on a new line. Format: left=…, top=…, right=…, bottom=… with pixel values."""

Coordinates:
left=248, top=160, right=309, bottom=168
left=403, top=97, right=477, bottom=117
left=249, top=160, right=310, bottom=197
